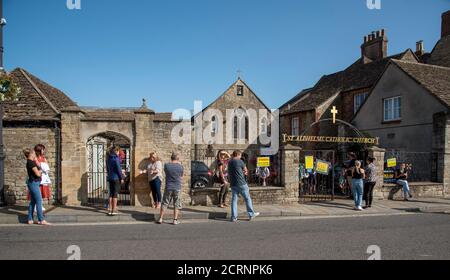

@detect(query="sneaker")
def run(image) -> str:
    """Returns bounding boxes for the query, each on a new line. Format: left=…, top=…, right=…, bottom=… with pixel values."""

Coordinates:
left=404, top=198, right=409, bottom=201
left=173, top=219, right=180, bottom=225
left=357, top=206, right=363, bottom=211
left=111, top=212, right=119, bottom=216
left=231, top=218, right=238, bottom=223
left=249, top=212, right=261, bottom=221
left=156, top=218, right=163, bottom=224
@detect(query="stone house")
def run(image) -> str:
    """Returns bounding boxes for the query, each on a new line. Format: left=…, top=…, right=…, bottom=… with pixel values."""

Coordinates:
left=279, top=29, right=420, bottom=146
left=2, top=68, right=190, bottom=207
left=353, top=11, right=450, bottom=187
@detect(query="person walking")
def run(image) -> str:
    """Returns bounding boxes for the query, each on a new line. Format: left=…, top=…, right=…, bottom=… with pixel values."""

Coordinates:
left=24, top=149, right=51, bottom=226
left=147, top=152, right=163, bottom=209
left=395, top=163, right=413, bottom=201
left=215, top=150, right=230, bottom=208
left=363, top=157, right=377, bottom=208
left=351, top=160, right=365, bottom=211
left=106, top=146, right=125, bottom=216
left=157, top=153, right=184, bottom=225
left=228, top=150, right=260, bottom=222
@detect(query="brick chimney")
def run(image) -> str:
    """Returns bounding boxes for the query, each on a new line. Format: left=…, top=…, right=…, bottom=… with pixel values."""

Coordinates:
left=361, top=29, right=388, bottom=63
left=415, top=40, right=425, bottom=56
left=442, top=10, right=450, bottom=38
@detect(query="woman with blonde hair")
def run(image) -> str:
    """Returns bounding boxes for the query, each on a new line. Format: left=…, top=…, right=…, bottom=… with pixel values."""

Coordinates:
left=147, top=152, right=163, bottom=209
left=351, top=160, right=365, bottom=211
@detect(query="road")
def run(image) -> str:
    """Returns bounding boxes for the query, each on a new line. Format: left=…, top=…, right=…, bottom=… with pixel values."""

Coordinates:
left=0, top=213, right=449, bottom=260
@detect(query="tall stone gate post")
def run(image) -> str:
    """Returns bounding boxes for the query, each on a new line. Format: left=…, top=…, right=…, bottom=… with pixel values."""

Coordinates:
left=281, top=144, right=301, bottom=204
left=133, top=101, right=155, bottom=207
left=60, top=107, right=84, bottom=205
left=433, top=112, right=450, bottom=196
left=368, top=146, right=386, bottom=200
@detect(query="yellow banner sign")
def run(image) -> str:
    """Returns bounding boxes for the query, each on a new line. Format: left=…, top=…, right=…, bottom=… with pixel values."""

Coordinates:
left=257, top=157, right=271, bottom=167
left=282, top=134, right=379, bottom=145
left=387, top=158, right=397, bottom=168
left=305, top=156, right=314, bottom=170
left=316, top=160, right=330, bottom=175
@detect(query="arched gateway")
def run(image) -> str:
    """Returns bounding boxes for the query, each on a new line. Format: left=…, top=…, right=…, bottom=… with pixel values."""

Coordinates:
left=282, top=114, right=379, bottom=201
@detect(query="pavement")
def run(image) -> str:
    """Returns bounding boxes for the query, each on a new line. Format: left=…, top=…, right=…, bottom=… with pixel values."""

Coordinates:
left=1, top=197, right=450, bottom=225
left=1, top=213, right=450, bottom=260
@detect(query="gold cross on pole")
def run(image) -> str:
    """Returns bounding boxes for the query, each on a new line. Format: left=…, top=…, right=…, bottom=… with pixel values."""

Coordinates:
left=331, top=106, right=338, bottom=124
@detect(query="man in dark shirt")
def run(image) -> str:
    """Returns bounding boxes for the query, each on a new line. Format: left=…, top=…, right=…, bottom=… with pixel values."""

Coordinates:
left=106, top=146, right=125, bottom=216
left=395, top=163, right=413, bottom=201
left=228, top=150, right=260, bottom=222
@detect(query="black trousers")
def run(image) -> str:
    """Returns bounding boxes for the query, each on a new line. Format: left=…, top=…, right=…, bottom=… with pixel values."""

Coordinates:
left=363, top=182, right=376, bottom=206
left=218, top=184, right=229, bottom=204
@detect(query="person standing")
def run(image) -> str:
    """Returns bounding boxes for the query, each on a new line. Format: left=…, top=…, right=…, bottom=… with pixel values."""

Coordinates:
left=34, top=144, right=51, bottom=211
left=215, top=151, right=230, bottom=208
left=147, top=152, right=163, bottom=209
left=106, top=146, right=124, bottom=216
left=363, top=157, right=377, bottom=208
left=157, top=153, right=184, bottom=225
left=345, top=153, right=357, bottom=198
left=395, top=163, right=413, bottom=201
left=228, top=150, right=260, bottom=222
left=351, top=160, right=365, bottom=211
left=24, top=149, right=50, bottom=226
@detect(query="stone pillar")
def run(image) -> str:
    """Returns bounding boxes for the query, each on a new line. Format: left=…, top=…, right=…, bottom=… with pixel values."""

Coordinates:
left=281, top=144, right=301, bottom=203
left=433, top=112, right=450, bottom=195
left=133, top=103, right=155, bottom=207
left=368, top=146, right=386, bottom=199
left=60, top=107, right=84, bottom=205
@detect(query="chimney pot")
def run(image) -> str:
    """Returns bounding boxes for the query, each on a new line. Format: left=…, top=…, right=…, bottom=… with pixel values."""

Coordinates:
left=376, top=31, right=381, bottom=38
left=361, top=29, right=388, bottom=63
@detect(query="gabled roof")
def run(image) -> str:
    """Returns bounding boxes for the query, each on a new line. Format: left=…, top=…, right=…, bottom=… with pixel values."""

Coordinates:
left=281, top=49, right=418, bottom=115
left=2, top=68, right=79, bottom=121
left=391, top=60, right=450, bottom=108
left=192, top=78, right=271, bottom=120
left=428, top=35, right=450, bottom=68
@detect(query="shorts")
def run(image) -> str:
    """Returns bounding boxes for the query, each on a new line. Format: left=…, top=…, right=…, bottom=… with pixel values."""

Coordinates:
left=109, top=180, right=121, bottom=198
left=161, top=190, right=182, bottom=210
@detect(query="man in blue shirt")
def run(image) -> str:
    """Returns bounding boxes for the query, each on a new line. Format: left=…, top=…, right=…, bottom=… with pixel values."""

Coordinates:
left=106, top=146, right=124, bottom=216
left=228, top=150, right=260, bottom=222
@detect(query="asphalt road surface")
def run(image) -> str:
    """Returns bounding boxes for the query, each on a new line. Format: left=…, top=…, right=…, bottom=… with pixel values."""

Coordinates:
left=0, top=213, right=449, bottom=260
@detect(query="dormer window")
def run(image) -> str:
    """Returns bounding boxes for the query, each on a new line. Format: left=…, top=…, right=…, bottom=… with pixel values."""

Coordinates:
left=237, top=85, right=244, bottom=96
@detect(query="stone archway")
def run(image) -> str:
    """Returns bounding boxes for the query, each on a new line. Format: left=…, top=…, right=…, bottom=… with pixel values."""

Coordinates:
left=84, top=131, right=132, bottom=206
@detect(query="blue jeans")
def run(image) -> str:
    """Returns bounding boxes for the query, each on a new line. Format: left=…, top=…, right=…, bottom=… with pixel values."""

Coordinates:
left=150, top=177, right=162, bottom=203
left=397, top=180, right=410, bottom=198
left=27, top=180, right=44, bottom=222
left=352, top=179, right=364, bottom=208
left=231, top=184, right=256, bottom=220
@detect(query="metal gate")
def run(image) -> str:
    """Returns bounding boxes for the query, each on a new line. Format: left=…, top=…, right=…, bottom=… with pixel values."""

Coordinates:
left=87, top=137, right=131, bottom=207
left=299, top=150, right=335, bottom=201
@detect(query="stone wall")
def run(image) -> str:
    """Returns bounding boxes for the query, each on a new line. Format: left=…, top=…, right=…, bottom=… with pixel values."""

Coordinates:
left=149, top=120, right=192, bottom=205
left=368, top=146, right=386, bottom=200
left=3, top=124, right=58, bottom=205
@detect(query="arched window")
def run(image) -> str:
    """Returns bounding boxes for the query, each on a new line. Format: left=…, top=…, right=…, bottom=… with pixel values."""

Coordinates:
left=261, top=117, right=267, bottom=134
left=233, top=108, right=249, bottom=142
left=211, top=116, right=218, bottom=136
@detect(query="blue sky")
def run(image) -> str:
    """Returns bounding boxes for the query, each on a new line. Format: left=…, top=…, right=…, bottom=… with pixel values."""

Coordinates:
left=4, top=0, right=449, bottom=112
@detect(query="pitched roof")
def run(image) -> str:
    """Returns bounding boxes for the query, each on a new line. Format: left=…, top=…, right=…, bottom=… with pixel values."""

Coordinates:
left=391, top=59, right=450, bottom=108
left=2, top=68, right=78, bottom=121
left=428, top=35, right=450, bottom=68
left=81, top=107, right=136, bottom=122
left=281, top=50, right=418, bottom=115
left=193, top=78, right=271, bottom=121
